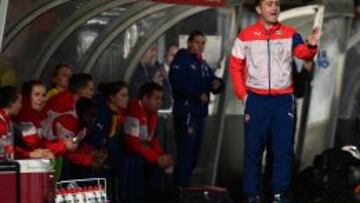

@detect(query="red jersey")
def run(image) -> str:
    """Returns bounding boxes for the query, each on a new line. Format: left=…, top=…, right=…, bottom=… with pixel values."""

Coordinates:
left=229, top=19, right=317, bottom=100
left=0, top=109, right=15, bottom=158
left=53, top=114, right=93, bottom=166
left=123, top=98, right=164, bottom=163
left=16, top=98, right=67, bottom=156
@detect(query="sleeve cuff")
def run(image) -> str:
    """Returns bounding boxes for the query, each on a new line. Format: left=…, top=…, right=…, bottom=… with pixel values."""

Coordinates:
left=306, top=43, right=318, bottom=49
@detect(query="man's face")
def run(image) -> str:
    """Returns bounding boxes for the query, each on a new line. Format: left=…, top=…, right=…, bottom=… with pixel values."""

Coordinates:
left=257, top=0, right=280, bottom=25
left=53, top=66, right=72, bottom=89
left=141, top=45, right=157, bottom=66
left=165, top=46, right=179, bottom=65
left=31, top=85, right=47, bottom=111
left=78, top=81, right=95, bottom=99
left=143, top=90, right=163, bottom=113
left=188, top=35, right=206, bottom=55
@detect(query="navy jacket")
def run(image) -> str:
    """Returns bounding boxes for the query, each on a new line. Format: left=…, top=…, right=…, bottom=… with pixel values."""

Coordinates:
left=169, top=49, right=224, bottom=117
left=87, top=95, right=122, bottom=152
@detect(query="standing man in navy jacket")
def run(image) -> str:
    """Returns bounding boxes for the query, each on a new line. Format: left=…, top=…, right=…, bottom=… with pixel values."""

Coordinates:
left=169, top=30, right=224, bottom=188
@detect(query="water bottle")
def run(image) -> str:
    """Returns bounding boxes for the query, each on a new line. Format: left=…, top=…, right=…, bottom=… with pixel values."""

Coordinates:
left=64, top=189, right=76, bottom=203
left=84, top=186, right=96, bottom=203
left=74, top=188, right=85, bottom=203
left=93, top=186, right=102, bottom=202
left=55, top=189, right=65, bottom=203
left=99, top=186, right=107, bottom=203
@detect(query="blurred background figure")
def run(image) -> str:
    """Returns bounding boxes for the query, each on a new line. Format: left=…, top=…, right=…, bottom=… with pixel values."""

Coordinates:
left=0, top=86, right=22, bottom=160
left=129, top=44, right=160, bottom=98
left=0, top=55, right=16, bottom=86
left=47, top=64, right=72, bottom=99
left=156, top=45, right=179, bottom=109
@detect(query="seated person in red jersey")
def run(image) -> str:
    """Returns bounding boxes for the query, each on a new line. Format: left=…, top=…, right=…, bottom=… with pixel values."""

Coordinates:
left=0, top=85, right=52, bottom=160
left=121, top=82, right=173, bottom=203
left=43, top=73, right=94, bottom=122
left=0, top=85, right=51, bottom=160
left=0, top=86, right=22, bottom=159
left=16, top=80, right=75, bottom=157
left=47, top=64, right=72, bottom=99
left=40, top=73, right=94, bottom=150
left=41, top=73, right=99, bottom=179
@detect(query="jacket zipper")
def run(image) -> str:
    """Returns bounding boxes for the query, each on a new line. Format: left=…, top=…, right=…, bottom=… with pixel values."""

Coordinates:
left=266, top=30, right=271, bottom=95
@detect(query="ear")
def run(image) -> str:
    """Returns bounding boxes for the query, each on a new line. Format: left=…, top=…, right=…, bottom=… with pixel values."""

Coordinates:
left=255, top=6, right=261, bottom=14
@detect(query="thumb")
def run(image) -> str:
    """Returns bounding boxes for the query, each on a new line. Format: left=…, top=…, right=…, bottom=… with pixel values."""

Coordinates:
left=312, top=27, right=320, bottom=34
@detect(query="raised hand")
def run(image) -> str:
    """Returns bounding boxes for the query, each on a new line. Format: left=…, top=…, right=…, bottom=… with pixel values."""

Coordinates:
left=307, top=27, right=321, bottom=46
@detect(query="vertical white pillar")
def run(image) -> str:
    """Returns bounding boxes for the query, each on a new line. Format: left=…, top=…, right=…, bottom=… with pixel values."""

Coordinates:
left=0, top=0, right=9, bottom=52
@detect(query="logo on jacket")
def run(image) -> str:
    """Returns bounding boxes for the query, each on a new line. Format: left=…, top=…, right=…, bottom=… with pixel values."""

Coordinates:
left=254, top=31, right=261, bottom=37
left=190, top=64, right=196, bottom=70
left=275, top=30, right=283, bottom=36
left=244, top=113, right=251, bottom=123
left=316, top=50, right=330, bottom=69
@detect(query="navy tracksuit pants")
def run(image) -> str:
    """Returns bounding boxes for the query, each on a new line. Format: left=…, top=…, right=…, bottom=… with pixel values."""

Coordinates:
left=173, top=113, right=205, bottom=187
left=243, top=93, right=295, bottom=195
left=120, top=152, right=168, bottom=203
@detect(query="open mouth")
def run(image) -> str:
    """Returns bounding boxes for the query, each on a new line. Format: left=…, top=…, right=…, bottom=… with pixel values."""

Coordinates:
left=36, top=103, right=45, bottom=108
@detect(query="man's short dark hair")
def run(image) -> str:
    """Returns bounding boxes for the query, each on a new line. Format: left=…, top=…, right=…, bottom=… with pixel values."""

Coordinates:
left=53, top=63, right=72, bottom=78
left=138, top=82, right=163, bottom=99
left=69, top=73, right=92, bottom=93
left=255, top=0, right=264, bottom=6
left=188, top=30, right=205, bottom=42
left=0, top=86, right=20, bottom=109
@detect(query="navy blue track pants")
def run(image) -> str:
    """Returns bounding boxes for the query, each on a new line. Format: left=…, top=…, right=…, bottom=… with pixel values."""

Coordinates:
left=243, top=93, right=295, bottom=195
left=173, top=113, right=205, bottom=187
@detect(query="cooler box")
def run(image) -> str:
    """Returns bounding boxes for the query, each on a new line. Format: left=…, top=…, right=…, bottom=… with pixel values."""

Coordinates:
left=0, top=159, right=55, bottom=203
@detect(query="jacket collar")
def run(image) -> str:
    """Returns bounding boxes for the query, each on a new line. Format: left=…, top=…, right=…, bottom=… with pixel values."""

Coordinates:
left=256, top=18, right=281, bottom=35
left=186, top=48, right=204, bottom=63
